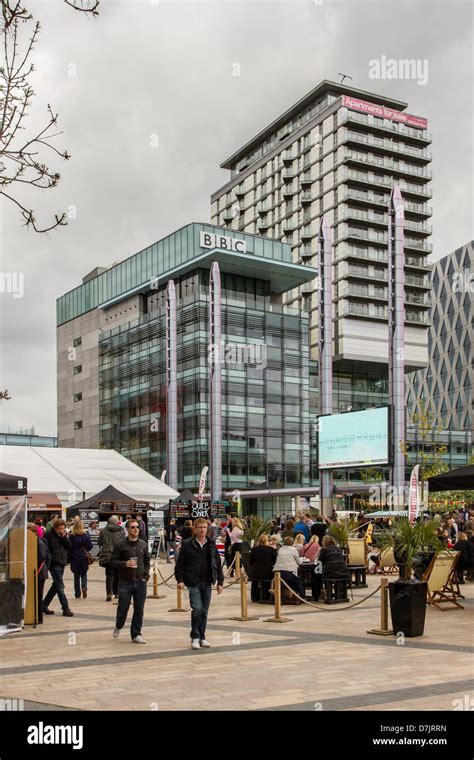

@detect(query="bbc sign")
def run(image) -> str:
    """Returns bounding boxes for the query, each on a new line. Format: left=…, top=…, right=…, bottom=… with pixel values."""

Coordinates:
left=200, top=231, right=246, bottom=253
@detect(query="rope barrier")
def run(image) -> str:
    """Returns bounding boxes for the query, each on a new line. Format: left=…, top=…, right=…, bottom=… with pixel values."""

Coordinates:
left=157, top=566, right=178, bottom=589
left=278, top=575, right=382, bottom=612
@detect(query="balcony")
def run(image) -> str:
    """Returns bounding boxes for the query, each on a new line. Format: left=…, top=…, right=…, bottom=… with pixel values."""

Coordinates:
left=340, top=129, right=431, bottom=162
left=282, top=185, right=296, bottom=197
left=283, top=169, right=296, bottom=181
left=301, top=247, right=314, bottom=260
left=343, top=302, right=388, bottom=320
left=405, top=291, right=429, bottom=306
left=405, top=255, right=432, bottom=271
left=222, top=209, right=234, bottom=222
left=258, top=218, right=269, bottom=230
left=281, top=149, right=295, bottom=164
left=257, top=202, right=267, bottom=214
left=342, top=170, right=432, bottom=199
left=301, top=191, right=313, bottom=205
left=235, top=186, right=245, bottom=198
left=342, top=188, right=432, bottom=217
left=300, top=226, right=313, bottom=240
left=345, top=151, right=432, bottom=179
left=405, top=274, right=429, bottom=288
left=342, top=110, right=432, bottom=143
left=283, top=220, right=296, bottom=231
left=300, top=173, right=313, bottom=185
left=342, top=207, right=432, bottom=234
left=406, top=311, right=430, bottom=325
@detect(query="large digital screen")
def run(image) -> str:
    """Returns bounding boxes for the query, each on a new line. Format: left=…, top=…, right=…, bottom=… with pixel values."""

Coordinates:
left=318, top=407, right=389, bottom=469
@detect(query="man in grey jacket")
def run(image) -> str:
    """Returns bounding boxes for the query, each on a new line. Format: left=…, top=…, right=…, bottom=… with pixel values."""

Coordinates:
left=98, top=515, right=125, bottom=601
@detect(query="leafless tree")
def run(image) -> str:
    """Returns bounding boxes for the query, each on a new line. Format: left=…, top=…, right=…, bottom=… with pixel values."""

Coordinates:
left=0, top=389, right=11, bottom=399
left=0, top=0, right=99, bottom=232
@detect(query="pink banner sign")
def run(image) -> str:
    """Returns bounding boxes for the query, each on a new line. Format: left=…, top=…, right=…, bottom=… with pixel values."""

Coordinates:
left=409, top=464, right=420, bottom=524
left=343, top=95, right=428, bottom=130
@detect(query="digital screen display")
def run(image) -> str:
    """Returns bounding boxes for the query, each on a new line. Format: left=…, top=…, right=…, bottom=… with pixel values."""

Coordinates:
left=318, top=407, right=389, bottom=469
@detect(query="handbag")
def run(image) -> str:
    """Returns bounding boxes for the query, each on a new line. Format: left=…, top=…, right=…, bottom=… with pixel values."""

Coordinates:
left=83, top=547, right=94, bottom=566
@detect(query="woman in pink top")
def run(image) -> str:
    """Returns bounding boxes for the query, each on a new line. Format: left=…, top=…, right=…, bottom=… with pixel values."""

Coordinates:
left=301, top=535, right=320, bottom=562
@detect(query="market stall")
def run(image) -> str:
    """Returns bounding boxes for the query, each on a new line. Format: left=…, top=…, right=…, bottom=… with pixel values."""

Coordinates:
left=0, top=472, right=28, bottom=637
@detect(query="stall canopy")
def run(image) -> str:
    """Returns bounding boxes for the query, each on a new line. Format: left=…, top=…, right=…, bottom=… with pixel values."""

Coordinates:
left=0, top=472, right=28, bottom=496
left=0, top=446, right=179, bottom=505
left=67, top=484, right=143, bottom=517
left=428, top=464, right=474, bottom=493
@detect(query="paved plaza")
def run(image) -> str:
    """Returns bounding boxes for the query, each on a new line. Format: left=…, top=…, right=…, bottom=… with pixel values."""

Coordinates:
left=1, top=564, right=473, bottom=712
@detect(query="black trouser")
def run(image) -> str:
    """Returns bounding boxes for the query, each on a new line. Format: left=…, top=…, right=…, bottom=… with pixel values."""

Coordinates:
left=279, top=571, right=305, bottom=598
left=311, top=575, right=323, bottom=601
left=37, top=577, right=46, bottom=624
left=115, top=580, right=147, bottom=639
left=251, top=580, right=271, bottom=602
left=105, top=564, right=119, bottom=596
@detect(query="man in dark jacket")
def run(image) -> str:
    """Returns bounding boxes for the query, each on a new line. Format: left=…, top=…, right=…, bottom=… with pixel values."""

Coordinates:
left=311, top=515, right=328, bottom=543
left=43, top=519, right=73, bottom=617
left=175, top=517, right=224, bottom=649
left=110, top=519, right=150, bottom=644
left=98, top=516, right=126, bottom=601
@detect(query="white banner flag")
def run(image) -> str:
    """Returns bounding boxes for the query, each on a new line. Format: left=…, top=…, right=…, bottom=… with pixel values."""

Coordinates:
left=408, top=464, right=420, bottom=524
left=198, top=466, right=209, bottom=496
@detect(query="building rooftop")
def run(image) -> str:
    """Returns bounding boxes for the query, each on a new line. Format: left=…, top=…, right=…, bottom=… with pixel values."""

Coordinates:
left=220, top=79, right=409, bottom=169
left=57, top=223, right=317, bottom=325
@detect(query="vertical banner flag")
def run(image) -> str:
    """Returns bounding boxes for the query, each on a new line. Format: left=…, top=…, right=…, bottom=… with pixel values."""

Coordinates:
left=198, top=466, right=209, bottom=496
left=409, top=464, right=420, bottom=524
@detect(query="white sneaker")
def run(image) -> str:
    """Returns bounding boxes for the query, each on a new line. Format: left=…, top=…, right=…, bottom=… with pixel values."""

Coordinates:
left=191, top=639, right=200, bottom=650
left=199, top=640, right=210, bottom=648
left=113, top=627, right=121, bottom=638
left=132, top=635, right=146, bottom=644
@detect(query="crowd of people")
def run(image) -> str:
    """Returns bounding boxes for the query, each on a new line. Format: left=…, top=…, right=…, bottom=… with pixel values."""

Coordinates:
left=26, top=504, right=474, bottom=648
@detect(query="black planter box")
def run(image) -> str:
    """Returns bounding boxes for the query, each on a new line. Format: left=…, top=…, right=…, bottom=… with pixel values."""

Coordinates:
left=389, top=581, right=427, bottom=638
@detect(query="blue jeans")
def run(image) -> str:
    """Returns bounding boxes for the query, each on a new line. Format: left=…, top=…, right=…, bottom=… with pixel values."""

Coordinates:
left=115, top=580, right=147, bottom=639
left=74, top=572, right=88, bottom=597
left=189, top=583, right=212, bottom=641
left=43, top=565, right=70, bottom=611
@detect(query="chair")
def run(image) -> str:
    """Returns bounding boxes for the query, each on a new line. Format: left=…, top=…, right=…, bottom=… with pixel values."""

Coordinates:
left=379, top=547, right=398, bottom=575
left=422, top=551, right=464, bottom=611
left=346, top=538, right=368, bottom=588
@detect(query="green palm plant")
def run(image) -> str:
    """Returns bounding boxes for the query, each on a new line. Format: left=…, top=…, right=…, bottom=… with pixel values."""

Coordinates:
left=243, top=515, right=273, bottom=547
left=328, top=518, right=359, bottom=549
left=376, top=518, right=444, bottom=581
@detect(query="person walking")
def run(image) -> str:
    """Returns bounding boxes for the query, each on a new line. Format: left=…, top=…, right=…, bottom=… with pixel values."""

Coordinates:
left=43, top=519, right=74, bottom=617
left=98, top=515, right=125, bottom=601
left=225, top=517, right=244, bottom=577
left=175, top=517, right=224, bottom=649
left=111, top=519, right=150, bottom=644
left=69, top=519, right=93, bottom=599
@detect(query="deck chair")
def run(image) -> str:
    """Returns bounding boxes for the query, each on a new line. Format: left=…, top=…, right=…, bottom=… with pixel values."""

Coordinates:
left=346, top=538, right=368, bottom=588
left=422, top=551, right=464, bottom=611
left=379, top=547, right=398, bottom=575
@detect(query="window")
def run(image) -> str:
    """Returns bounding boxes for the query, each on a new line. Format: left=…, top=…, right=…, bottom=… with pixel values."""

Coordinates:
left=73, top=365, right=82, bottom=375
left=74, top=392, right=82, bottom=402
left=74, top=420, right=83, bottom=430
left=73, top=337, right=82, bottom=347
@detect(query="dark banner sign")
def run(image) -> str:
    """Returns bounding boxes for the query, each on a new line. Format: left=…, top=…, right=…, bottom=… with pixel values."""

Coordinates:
left=169, top=499, right=229, bottom=520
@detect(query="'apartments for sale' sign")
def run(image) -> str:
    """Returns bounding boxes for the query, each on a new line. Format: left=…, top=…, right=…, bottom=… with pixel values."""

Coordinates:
left=342, top=95, right=428, bottom=130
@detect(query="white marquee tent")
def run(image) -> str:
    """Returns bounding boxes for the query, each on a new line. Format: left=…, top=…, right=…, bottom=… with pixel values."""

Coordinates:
left=0, top=446, right=179, bottom=506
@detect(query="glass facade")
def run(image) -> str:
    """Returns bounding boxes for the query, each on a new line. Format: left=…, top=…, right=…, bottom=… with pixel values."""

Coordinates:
left=99, top=269, right=310, bottom=492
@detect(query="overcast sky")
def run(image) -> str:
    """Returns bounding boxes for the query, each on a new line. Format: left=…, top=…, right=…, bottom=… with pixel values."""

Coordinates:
left=0, top=0, right=472, bottom=436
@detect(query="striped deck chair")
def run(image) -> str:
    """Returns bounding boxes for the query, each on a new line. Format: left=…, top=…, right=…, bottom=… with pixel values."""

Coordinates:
left=422, top=551, right=464, bottom=611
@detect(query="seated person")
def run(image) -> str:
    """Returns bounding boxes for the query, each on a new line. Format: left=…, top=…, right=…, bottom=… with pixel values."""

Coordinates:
left=293, top=534, right=306, bottom=556
left=249, top=534, right=277, bottom=602
left=453, top=532, right=474, bottom=583
left=319, top=535, right=350, bottom=582
left=301, top=535, right=320, bottom=562
left=273, top=537, right=304, bottom=601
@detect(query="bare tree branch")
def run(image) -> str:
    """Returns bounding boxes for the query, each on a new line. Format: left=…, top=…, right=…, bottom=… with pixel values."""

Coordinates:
left=0, top=0, right=99, bottom=233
